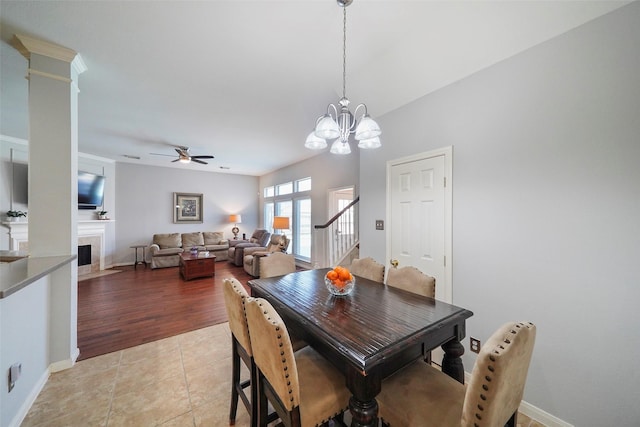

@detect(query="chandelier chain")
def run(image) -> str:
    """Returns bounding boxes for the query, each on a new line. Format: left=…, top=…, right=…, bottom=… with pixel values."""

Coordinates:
left=342, top=6, right=347, bottom=100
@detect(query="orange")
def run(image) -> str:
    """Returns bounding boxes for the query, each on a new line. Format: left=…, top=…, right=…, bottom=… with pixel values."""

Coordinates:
left=327, top=270, right=338, bottom=281
left=338, top=268, right=351, bottom=281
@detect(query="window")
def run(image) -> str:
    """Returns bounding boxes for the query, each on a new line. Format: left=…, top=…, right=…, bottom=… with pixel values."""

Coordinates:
left=264, top=202, right=274, bottom=237
left=296, top=177, right=311, bottom=192
left=296, top=198, right=311, bottom=259
left=264, top=178, right=311, bottom=262
left=276, top=182, right=293, bottom=196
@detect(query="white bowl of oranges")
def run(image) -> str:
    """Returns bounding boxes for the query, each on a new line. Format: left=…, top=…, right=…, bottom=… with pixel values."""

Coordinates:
left=324, top=266, right=355, bottom=296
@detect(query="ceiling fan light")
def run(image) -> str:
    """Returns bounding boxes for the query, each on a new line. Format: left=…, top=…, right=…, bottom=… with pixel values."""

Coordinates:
left=354, top=115, right=382, bottom=141
left=304, top=132, right=328, bottom=150
left=179, top=157, right=191, bottom=164
left=357, top=136, right=381, bottom=149
left=314, top=114, right=341, bottom=140
left=330, top=140, right=351, bottom=155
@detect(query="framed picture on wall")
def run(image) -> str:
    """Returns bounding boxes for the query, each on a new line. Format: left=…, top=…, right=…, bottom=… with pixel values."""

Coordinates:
left=173, top=192, right=203, bottom=223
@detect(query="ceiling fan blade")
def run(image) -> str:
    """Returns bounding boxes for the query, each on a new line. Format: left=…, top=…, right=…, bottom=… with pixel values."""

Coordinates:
left=171, top=158, right=180, bottom=163
left=175, top=148, right=184, bottom=155
left=191, top=155, right=214, bottom=159
left=192, top=158, right=208, bottom=165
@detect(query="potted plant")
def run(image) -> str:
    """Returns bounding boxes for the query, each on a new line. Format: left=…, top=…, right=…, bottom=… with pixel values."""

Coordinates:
left=6, top=210, right=27, bottom=222
left=97, top=210, right=108, bottom=220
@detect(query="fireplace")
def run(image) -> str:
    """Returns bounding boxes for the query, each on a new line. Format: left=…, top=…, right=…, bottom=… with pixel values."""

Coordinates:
left=78, top=245, right=91, bottom=266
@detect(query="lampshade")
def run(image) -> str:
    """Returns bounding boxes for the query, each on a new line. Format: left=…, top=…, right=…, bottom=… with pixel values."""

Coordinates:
left=305, top=131, right=327, bottom=150
left=330, top=140, right=351, bottom=155
left=354, top=114, right=382, bottom=140
left=357, top=136, right=382, bottom=149
left=229, top=214, right=242, bottom=224
left=314, top=114, right=341, bottom=139
left=273, top=216, right=290, bottom=230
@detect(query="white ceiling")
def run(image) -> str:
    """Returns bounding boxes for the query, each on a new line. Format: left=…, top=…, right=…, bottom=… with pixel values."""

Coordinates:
left=0, top=0, right=630, bottom=176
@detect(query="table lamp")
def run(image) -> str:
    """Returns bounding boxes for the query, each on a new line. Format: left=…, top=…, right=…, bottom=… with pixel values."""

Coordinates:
left=272, top=216, right=290, bottom=234
left=272, top=216, right=290, bottom=253
left=229, top=214, right=242, bottom=240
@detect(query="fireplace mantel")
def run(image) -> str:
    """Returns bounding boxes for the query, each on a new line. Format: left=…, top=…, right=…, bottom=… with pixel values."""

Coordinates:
left=2, top=220, right=114, bottom=271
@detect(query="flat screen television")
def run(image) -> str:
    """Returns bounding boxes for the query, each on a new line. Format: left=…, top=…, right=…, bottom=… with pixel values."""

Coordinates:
left=78, top=171, right=106, bottom=209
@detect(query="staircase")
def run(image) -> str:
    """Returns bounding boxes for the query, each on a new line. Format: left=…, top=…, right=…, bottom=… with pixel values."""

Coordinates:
left=313, top=197, right=360, bottom=268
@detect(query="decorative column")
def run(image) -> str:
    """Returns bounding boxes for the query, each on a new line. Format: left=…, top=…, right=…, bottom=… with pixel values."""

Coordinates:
left=15, top=34, right=87, bottom=369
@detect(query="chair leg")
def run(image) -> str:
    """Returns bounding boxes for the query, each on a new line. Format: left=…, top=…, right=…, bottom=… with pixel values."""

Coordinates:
left=257, top=372, right=269, bottom=427
left=230, top=341, right=241, bottom=424
left=250, top=358, right=258, bottom=427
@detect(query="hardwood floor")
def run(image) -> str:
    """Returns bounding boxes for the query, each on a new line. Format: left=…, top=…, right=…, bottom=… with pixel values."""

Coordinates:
left=77, top=261, right=253, bottom=361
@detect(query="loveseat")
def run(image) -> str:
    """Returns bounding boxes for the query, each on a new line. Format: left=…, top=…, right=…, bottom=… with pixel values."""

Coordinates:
left=149, top=231, right=229, bottom=269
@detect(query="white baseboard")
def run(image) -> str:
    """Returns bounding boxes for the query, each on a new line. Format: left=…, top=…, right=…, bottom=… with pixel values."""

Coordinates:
left=462, top=372, right=573, bottom=427
left=8, top=370, right=49, bottom=427
left=49, top=347, right=79, bottom=373
left=519, top=400, right=574, bottom=427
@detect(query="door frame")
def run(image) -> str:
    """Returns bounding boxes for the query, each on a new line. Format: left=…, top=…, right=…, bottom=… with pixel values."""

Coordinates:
left=385, top=146, right=453, bottom=302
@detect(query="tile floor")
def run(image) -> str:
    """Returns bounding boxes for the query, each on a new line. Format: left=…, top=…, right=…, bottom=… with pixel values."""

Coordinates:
left=21, top=322, right=544, bottom=426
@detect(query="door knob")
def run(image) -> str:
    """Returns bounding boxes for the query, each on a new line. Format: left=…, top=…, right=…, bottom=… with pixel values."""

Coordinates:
left=390, top=259, right=399, bottom=268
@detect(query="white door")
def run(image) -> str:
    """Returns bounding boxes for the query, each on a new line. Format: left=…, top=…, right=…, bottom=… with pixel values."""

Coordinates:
left=387, top=147, right=452, bottom=303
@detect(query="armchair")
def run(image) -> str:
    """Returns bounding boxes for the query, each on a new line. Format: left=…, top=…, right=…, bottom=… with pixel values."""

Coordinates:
left=243, top=234, right=290, bottom=277
left=227, top=229, right=270, bottom=266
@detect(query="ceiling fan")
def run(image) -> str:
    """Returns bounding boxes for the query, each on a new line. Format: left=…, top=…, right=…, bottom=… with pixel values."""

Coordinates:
left=150, top=146, right=214, bottom=165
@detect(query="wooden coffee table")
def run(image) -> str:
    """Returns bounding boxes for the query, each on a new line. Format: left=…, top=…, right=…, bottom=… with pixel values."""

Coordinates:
left=179, top=252, right=216, bottom=281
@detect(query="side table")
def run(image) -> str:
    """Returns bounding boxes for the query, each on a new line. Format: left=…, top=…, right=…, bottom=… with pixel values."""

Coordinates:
left=130, top=245, right=147, bottom=269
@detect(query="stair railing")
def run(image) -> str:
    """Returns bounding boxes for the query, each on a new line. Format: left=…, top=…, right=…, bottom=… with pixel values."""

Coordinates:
left=313, top=197, right=359, bottom=268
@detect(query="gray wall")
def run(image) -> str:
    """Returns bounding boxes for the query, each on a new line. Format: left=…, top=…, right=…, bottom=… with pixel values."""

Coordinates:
left=115, top=163, right=259, bottom=265
left=359, top=3, right=640, bottom=426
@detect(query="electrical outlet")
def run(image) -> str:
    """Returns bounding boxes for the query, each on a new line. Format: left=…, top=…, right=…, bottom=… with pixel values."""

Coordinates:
left=470, top=337, right=481, bottom=354
left=8, top=362, right=21, bottom=392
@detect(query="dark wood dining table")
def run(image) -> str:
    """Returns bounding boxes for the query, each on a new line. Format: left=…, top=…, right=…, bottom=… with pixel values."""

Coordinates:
left=248, top=268, right=473, bottom=427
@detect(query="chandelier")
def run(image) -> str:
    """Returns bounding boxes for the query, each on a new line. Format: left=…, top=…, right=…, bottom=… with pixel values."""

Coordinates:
left=305, top=0, right=382, bottom=155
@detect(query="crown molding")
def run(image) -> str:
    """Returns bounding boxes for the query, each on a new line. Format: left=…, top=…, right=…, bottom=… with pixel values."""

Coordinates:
left=14, top=34, right=87, bottom=74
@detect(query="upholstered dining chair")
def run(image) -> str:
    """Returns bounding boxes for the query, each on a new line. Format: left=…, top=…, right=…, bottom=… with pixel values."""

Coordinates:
left=385, top=265, right=435, bottom=298
left=350, top=257, right=385, bottom=282
left=244, top=297, right=351, bottom=427
left=222, top=278, right=258, bottom=426
left=377, top=321, right=537, bottom=427
left=259, top=252, right=296, bottom=278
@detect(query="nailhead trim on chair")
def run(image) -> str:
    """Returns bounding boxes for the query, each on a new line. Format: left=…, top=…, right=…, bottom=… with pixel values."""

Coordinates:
left=259, top=302, right=297, bottom=406
left=471, top=321, right=534, bottom=427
